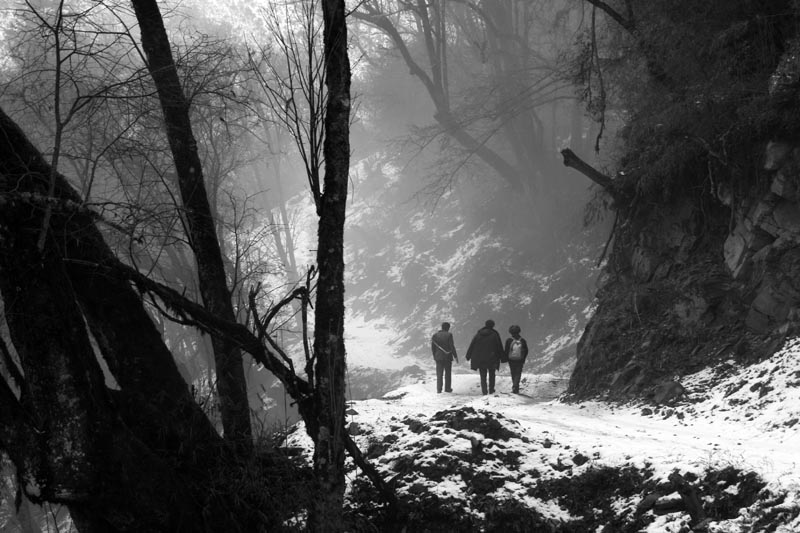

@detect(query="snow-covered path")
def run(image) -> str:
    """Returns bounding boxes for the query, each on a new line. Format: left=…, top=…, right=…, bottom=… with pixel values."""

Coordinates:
left=370, top=368, right=800, bottom=490
left=288, top=331, right=800, bottom=530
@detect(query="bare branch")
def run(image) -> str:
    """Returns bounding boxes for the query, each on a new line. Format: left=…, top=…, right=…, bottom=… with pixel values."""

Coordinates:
left=560, top=148, right=629, bottom=206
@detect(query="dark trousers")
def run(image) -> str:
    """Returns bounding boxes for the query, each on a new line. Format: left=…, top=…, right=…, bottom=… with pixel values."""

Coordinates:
left=508, top=359, right=524, bottom=392
left=478, top=367, right=496, bottom=394
left=436, top=359, right=452, bottom=392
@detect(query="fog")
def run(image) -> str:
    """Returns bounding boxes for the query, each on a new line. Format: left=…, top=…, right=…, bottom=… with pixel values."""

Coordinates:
left=0, top=0, right=612, bottom=425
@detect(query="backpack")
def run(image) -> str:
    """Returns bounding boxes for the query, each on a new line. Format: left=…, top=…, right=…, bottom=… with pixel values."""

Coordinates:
left=509, top=339, right=523, bottom=361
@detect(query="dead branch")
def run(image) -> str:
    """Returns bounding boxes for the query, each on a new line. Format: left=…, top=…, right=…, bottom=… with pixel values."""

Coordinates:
left=560, top=148, right=629, bottom=205
left=668, top=471, right=708, bottom=528
left=344, top=432, right=402, bottom=520
left=248, top=283, right=297, bottom=375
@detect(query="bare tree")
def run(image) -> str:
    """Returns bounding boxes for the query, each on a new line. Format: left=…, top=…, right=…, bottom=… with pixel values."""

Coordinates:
left=353, top=0, right=574, bottom=196
left=248, top=0, right=327, bottom=214
left=0, top=0, right=394, bottom=528
left=130, top=0, right=253, bottom=450
left=300, top=0, right=352, bottom=527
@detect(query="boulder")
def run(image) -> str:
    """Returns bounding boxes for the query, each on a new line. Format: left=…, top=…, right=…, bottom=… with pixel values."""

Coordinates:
left=723, top=231, right=748, bottom=275
left=764, top=141, right=793, bottom=170
left=751, top=283, right=790, bottom=323
left=771, top=168, right=800, bottom=202
left=748, top=197, right=781, bottom=236
left=724, top=222, right=775, bottom=278
left=651, top=381, right=686, bottom=405
left=631, top=246, right=656, bottom=281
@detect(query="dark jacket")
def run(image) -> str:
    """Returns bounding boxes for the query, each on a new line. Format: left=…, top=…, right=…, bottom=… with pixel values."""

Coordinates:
left=504, top=336, right=529, bottom=363
left=466, top=327, right=504, bottom=370
left=431, top=330, right=457, bottom=363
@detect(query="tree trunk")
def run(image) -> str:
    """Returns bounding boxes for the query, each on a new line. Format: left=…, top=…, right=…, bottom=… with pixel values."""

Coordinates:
left=354, top=7, right=525, bottom=192
left=130, top=0, right=252, bottom=450
left=0, top=188, right=205, bottom=532
left=308, top=0, right=351, bottom=529
left=0, top=106, right=269, bottom=532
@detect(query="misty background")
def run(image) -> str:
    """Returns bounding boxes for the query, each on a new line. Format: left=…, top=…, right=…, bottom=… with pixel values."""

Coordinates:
left=0, top=0, right=610, bottom=426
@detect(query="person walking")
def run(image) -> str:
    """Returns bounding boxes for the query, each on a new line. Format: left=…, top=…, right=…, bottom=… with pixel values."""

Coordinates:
left=504, top=325, right=529, bottom=394
left=465, top=319, right=504, bottom=395
left=431, top=322, right=458, bottom=393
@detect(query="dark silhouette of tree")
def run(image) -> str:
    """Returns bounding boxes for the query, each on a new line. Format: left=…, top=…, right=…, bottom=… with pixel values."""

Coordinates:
left=0, top=0, right=392, bottom=528
left=306, top=0, right=352, bottom=527
left=130, top=0, right=253, bottom=451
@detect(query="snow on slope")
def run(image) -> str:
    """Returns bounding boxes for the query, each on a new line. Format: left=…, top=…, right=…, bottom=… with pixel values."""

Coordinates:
left=287, top=338, right=800, bottom=531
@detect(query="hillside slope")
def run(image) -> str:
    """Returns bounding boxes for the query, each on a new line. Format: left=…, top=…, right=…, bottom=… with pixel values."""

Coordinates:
left=568, top=2, right=800, bottom=400
left=345, top=171, right=605, bottom=376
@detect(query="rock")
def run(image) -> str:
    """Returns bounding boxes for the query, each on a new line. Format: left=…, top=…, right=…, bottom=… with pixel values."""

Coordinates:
left=750, top=284, right=790, bottom=323
left=572, top=453, right=590, bottom=466
left=723, top=231, right=748, bottom=275
left=771, top=169, right=800, bottom=202
left=631, top=246, right=656, bottom=281
left=652, top=381, right=686, bottom=405
left=636, top=492, right=662, bottom=513
left=724, top=222, right=775, bottom=278
left=407, top=482, right=427, bottom=495
left=773, top=200, right=800, bottom=238
left=747, top=196, right=781, bottom=236
left=427, top=437, right=448, bottom=449
left=366, top=442, right=389, bottom=459
left=764, top=141, right=793, bottom=170
left=348, top=422, right=363, bottom=436
left=716, top=182, right=734, bottom=206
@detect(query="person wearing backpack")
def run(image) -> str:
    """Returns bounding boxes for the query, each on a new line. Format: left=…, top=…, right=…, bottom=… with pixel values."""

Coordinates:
left=431, top=322, right=458, bottom=393
left=504, top=325, right=529, bottom=394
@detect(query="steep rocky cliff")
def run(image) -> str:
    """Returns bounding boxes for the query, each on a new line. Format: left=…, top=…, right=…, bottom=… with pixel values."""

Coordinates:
left=569, top=28, right=800, bottom=399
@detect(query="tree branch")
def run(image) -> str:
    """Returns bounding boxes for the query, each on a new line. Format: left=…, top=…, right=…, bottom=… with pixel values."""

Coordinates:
left=560, top=148, right=628, bottom=205
left=70, top=257, right=315, bottom=403
left=344, top=432, right=401, bottom=517
left=583, top=0, right=634, bottom=32
left=353, top=4, right=525, bottom=191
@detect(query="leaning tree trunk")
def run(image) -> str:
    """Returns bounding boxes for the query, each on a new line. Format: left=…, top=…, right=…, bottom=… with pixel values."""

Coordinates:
left=0, top=113, right=208, bottom=531
left=0, top=106, right=273, bottom=531
left=308, top=0, right=352, bottom=529
left=130, top=0, right=252, bottom=450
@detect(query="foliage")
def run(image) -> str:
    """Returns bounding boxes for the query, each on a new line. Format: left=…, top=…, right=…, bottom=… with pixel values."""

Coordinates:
left=572, top=0, right=800, bottom=204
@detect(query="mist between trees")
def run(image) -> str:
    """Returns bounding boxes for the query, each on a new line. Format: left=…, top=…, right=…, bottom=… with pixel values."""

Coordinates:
left=2, top=0, right=767, bottom=530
